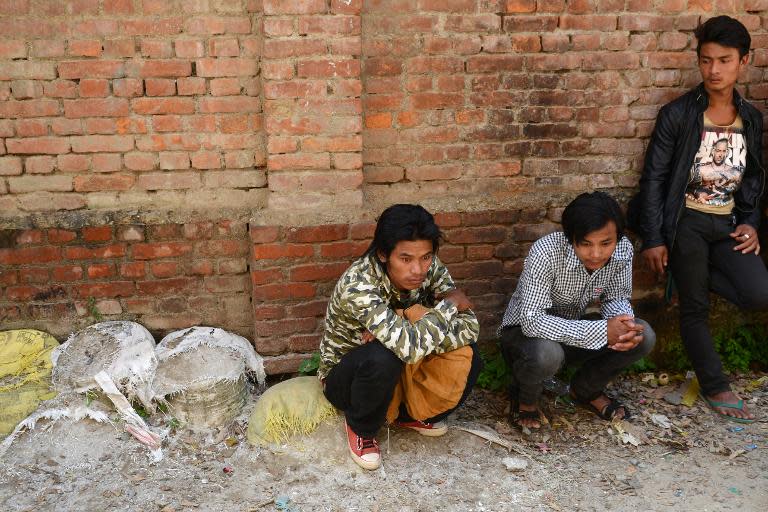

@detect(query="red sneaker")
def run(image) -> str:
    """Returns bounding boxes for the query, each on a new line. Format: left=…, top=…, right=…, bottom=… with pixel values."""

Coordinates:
left=344, top=420, right=380, bottom=470
left=394, top=419, right=448, bottom=437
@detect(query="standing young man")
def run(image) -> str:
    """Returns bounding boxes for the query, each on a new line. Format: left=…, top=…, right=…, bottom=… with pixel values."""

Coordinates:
left=499, top=192, right=656, bottom=429
left=319, top=204, right=482, bottom=470
left=635, top=16, right=767, bottom=423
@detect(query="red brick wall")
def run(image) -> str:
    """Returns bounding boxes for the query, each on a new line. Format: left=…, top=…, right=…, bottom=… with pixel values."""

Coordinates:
left=0, top=0, right=265, bottom=213
left=2, top=1, right=767, bottom=372
left=0, top=216, right=252, bottom=339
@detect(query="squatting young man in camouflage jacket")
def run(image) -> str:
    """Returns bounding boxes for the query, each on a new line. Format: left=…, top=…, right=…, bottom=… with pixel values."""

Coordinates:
left=319, top=204, right=482, bottom=470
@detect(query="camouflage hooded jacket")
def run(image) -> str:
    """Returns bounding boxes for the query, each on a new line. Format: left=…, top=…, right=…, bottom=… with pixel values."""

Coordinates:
left=317, top=253, right=480, bottom=380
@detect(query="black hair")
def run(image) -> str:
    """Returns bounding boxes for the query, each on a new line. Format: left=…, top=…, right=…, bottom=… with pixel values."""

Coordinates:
left=365, top=204, right=442, bottom=258
left=695, top=16, right=751, bottom=58
left=561, top=192, right=624, bottom=245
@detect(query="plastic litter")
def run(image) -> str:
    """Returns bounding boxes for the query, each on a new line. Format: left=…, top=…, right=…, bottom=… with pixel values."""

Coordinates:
left=52, top=321, right=157, bottom=409
left=502, top=456, right=528, bottom=472
left=650, top=414, right=673, bottom=429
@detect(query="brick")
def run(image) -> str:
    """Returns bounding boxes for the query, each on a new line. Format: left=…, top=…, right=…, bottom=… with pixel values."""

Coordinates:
left=78, top=79, right=109, bottom=98
left=68, top=40, right=103, bottom=58
left=105, top=0, right=134, bottom=14
left=48, top=229, right=77, bottom=244
left=159, top=152, right=191, bottom=170
left=19, top=267, right=49, bottom=284
left=208, top=38, right=240, bottom=57
left=141, top=39, right=174, bottom=59
left=151, top=261, right=180, bottom=278
left=204, top=275, right=249, bottom=293
left=24, top=156, right=56, bottom=174
left=175, top=39, right=205, bottom=58
left=253, top=304, right=286, bottom=320
left=15, top=230, right=44, bottom=245
left=252, top=282, right=316, bottom=300
left=0, top=157, right=23, bottom=176
left=74, top=174, right=135, bottom=192
left=53, top=265, right=84, bottom=281
left=71, top=135, right=134, bottom=153
left=137, top=172, right=200, bottom=190
left=249, top=226, right=280, bottom=243
left=196, top=58, right=258, bottom=77
left=286, top=224, right=349, bottom=243
left=297, top=58, right=360, bottom=78
left=74, top=282, right=135, bottom=298
left=88, top=263, right=116, bottom=279
left=6, top=137, right=70, bottom=155
left=0, top=100, right=57, bottom=121
left=132, top=97, right=195, bottom=114
left=145, top=78, right=176, bottom=96
left=11, top=80, right=43, bottom=100
left=0, top=40, right=27, bottom=59
left=123, top=152, right=157, bottom=171
left=112, top=78, right=144, bottom=98
left=290, top=262, right=349, bottom=282
left=132, top=242, right=193, bottom=260
left=253, top=243, right=314, bottom=260
left=263, top=0, right=326, bottom=14
left=177, top=77, right=207, bottom=95
left=120, top=262, right=146, bottom=278
left=64, top=98, right=129, bottom=118
left=104, top=38, right=136, bottom=57
left=199, top=96, right=261, bottom=113
left=63, top=244, right=126, bottom=260
left=136, top=277, right=196, bottom=295
left=128, top=59, right=191, bottom=78
left=263, top=38, right=326, bottom=59
left=58, top=60, right=124, bottom=79
left=191, top=151, right=221, bottom=169
left=210, top=78, right=241, bottom=96
left=268, top=152, right=330, bottom=171
left=14, top=118, right=47, bottom=137
left=121, top=17, right=183, bottom=36
left=254, top=317, right=317, bottom=337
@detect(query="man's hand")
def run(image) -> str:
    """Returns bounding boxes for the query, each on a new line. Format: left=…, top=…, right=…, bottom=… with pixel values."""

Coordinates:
left=641, top=245, right=668, bottom=275
left=404, top=304, right=429, bottom=323
left=730, top=224, right=760, bottom=255
left=607, top=315, right=644, bottom=351
left=440, top=289, right=473, bottom=312
left=361, top=330, right=375, bottom=343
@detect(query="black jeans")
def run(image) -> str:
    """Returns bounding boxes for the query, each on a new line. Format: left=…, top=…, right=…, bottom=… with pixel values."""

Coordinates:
left=669, top=208, right=768, bottom=395
left=323, top=341, right=482, bottom=438
left=499, top=320, right=656, bottom=405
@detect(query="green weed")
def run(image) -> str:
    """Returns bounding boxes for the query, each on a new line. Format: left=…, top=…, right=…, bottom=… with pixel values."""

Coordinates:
left=298, top=352, right=321, bottom=376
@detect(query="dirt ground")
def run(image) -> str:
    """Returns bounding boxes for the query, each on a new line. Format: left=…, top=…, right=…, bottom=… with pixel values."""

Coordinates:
left=1, top=373, right=766, bottom=512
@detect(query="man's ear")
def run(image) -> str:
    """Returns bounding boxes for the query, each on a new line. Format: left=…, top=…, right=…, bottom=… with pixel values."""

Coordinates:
left=377, top=249, right=387, bottom=263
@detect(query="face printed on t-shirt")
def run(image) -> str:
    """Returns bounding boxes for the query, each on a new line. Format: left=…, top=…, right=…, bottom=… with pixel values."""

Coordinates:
left=686, top=115, right=746, bottom=209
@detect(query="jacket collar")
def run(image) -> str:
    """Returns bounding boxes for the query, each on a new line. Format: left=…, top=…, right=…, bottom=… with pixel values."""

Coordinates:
left=693, top=82, right=746, bottom=112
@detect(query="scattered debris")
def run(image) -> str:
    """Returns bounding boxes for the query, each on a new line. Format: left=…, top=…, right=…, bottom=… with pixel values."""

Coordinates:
left=501, top=456, right=528, bottom=471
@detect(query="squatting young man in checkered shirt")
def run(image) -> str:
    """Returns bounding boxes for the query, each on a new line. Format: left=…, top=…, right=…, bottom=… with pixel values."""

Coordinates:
left=498, top=192, right=656, bottom=429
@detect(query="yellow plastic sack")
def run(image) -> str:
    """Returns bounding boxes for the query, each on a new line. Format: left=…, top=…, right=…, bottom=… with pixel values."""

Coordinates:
left=247, top=376, right=336, bottom=445
left=0, top=329, right=59, bottom=438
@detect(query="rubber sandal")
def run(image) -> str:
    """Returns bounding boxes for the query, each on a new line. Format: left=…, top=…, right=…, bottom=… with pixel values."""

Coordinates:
left=701, top=395, right=756, bottom=424
left=508, top=384, right=543, bottom=430
left=572, top=393, right=631, bottom=421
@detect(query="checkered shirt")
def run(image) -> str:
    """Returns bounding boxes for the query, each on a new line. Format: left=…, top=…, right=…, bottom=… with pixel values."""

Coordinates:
left=499, top=231, right=634, bottom=350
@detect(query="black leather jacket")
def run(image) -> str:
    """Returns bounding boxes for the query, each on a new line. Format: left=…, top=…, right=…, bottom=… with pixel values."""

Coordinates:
left=635, top=83, right=765, bottom=251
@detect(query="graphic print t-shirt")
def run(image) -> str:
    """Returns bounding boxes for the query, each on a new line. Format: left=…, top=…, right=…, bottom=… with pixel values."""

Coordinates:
left=685, top=113, right=746, bottom=215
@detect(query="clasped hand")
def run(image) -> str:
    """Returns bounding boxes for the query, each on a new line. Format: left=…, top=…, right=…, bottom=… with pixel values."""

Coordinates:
left=607, top=314, right=644, bottom=351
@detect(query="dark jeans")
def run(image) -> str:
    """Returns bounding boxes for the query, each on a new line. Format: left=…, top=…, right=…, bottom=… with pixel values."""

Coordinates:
left=669, top=208, right=768, bottom=395
left=499, top=320, right=656, bottom=404
left=323, top=341, right=483, bottom=438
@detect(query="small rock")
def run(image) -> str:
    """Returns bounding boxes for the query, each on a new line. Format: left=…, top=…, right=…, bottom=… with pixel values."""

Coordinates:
left=502, top=457, right=528, bottom=472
